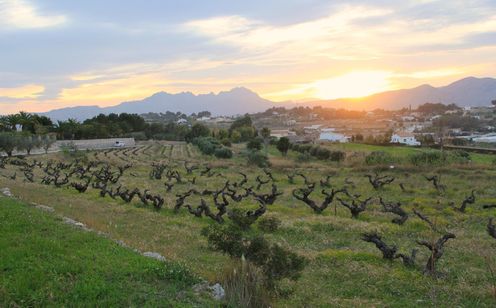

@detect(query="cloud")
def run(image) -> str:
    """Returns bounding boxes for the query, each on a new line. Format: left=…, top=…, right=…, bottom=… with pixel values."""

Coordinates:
left=0, top=0, right=67, bottom=29
left=0, top=84, right=45, bottom=99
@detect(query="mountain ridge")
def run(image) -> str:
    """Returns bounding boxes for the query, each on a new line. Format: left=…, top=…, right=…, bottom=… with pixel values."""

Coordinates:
left=304, top=76, right=496, bottom=110
left=41, top=77, right=496, bottom=121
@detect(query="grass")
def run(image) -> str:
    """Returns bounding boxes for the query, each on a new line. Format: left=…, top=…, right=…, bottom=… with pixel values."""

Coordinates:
left=1, top=141, right=496, bottom=306
left=0, top=196, right=214, bottom=307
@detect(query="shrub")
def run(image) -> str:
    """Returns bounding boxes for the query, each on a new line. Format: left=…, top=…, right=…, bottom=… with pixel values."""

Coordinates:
left=330, top=150, right=345, bottom=162
left=258, top=216, right=281, bottom=233
left=296, top=152, right=312, bottom=163
left=221, top=139, right=232, bottom=147
left=247, top=237, right=307, bottom=288
left=202, top=223, right=307, bottom=289
left=247, top=139, right=263, bottom=151
left=365, top=151, right=394, bottom=165
left=409, top=151, right=443, bottom=166
left=228, top=208, right=256, bottom=230
left=450, top=150, right=470, bottom=161
left=192, top=137, right=232, bottom=159
left=309, top=146, right=319, bottom=156
left=315, top=147, right=331, bottom=160
left=214, top=147, right=233, bottom=159
left=246, top=150, right=270, bottom=168
left=201, top=223, right=245, bottom=258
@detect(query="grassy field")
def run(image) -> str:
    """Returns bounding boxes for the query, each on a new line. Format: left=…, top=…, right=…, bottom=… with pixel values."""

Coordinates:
left=0, top=196, right=214, bottom=307
left=1, top=141, right=496, bottom=306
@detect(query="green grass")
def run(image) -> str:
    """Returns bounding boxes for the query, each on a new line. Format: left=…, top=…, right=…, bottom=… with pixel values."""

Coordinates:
left=327, top=142, right=496, bottom=165
left=0, top=196, right=214, bottom=307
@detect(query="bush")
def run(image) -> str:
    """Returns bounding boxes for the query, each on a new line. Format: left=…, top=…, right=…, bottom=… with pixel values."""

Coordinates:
left=202, top=223, right=307, bottom=289
left=214, top=147, right=233, bottom=159
left=258, top=216, right=281, bottom=233
left=315, top=147, right=331, bottom=160
left=330, top=150, right=345, bottom=162
left=451, top=150, right=470, bottom=160
left=201, top=223, right=245, bottom=258
left=409, top=151, right=443, bottom=166
left=246, top=150, right=270, bottom=168
left=247, top=139, right=263, bottom=151
left=228, top=208, right=256, bottom=230
left=221, top=139, right=232, bottom=147
left=365, top=151, right=394, bottom=165
left=192, top=137, right=232, bottom=159
left=247, top=237, right=307, bottom=288
left=296, top=152, right=312, bottom=163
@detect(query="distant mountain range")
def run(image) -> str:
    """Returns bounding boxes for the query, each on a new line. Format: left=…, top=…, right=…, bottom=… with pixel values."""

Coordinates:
left=42, top=77, right=496, bottom=121
left=303, top=77, right=496, bottom=110
left=42, top=87, right=274, bottom=121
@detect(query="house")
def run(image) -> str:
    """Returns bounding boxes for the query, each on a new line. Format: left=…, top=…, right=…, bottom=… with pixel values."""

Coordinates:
left=270, top=130, right=296, bottom=139
left=390, top=131, right=420, bottom=146
left=401, top=116, right=415, bottom=121
left=303, top=124, right=322, bottom=134
left=176, top=118, right=188, bottom=125
left=285, top=119, right=297, bottom=126
left=318, top=129, right=349, bottom=143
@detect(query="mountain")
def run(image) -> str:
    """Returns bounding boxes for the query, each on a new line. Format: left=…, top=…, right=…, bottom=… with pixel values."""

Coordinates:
left=303, top=77, right=496, bottom=110
left=42, top=87, right=274, bottom=121
left=42, top=77, right=496, bottom=121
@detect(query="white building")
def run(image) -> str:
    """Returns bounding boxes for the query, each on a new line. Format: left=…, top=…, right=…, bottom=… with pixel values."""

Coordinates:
left=303, top=124, right=322, bottom=134
left=391, top=132, right=420, bottom=146
left=319, top=128, right=349, bottom=143
left=270, top=130, right=296, bottom=139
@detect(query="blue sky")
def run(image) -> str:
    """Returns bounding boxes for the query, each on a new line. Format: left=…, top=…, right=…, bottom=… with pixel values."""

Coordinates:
left=0, top=0, right=495, bottom=113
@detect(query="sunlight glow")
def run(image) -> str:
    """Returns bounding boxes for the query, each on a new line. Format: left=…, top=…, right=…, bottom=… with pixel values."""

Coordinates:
left=311, top=71, right=392, bottom=100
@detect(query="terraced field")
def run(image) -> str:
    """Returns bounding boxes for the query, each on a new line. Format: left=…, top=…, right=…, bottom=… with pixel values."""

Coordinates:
left=1, top=141, right=496, bottom=307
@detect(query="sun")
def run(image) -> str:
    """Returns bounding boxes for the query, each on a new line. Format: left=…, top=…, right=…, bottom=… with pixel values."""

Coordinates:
left=311, top=71, right=392, bottom=100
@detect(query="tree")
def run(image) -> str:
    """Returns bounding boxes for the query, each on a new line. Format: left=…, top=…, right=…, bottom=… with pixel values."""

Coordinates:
left=197, top=111, right=211, bottom=118
left=260, top=127, right=271, bottom=155
left=185, top=123, right=210, bottom=142
left=41, top=134, right=56, bottom=154
left=229, top=114, right=253, bottom=132
left=0, top=132, right=19, bottom=156
left=276, top=137, right=290, bottom=156
left=492, top=99, right=496, bottom=107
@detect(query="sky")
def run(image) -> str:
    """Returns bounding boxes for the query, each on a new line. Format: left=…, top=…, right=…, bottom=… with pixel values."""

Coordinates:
left=0, top=0, right=495, bottom=114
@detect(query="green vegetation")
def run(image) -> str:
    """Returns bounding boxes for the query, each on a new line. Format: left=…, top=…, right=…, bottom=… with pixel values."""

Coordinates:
left=0, top=197, right=212, bottom=307
left=1, top=141, right=496, bottom=306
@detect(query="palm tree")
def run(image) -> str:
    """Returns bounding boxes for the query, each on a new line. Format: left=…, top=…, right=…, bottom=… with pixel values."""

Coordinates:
left=260, top=127, right=271, bottom=155
left=5, top=114, right=21, bottom=130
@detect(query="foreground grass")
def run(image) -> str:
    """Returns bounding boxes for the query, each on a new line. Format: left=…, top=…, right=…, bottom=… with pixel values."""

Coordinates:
left=0, top=196, right=213, bottom=307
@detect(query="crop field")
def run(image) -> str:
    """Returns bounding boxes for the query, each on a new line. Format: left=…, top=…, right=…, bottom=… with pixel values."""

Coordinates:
left=1, top=141, right=496, bottom=306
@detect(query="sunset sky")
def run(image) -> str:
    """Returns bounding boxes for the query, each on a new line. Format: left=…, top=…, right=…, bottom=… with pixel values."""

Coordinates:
left=1, top=0, right=495, bottom=114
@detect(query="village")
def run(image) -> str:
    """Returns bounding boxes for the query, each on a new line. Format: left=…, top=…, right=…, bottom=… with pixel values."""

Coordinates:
left=152, top=102, right=496, bottom=148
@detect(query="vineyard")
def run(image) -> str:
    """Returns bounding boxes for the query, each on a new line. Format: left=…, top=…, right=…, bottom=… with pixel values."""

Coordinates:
left=1, top=141, right=496, bottom=306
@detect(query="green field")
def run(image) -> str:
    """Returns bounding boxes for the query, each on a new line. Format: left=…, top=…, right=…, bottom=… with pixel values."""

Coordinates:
left=1, top=141, right=496, bottom=307
left=0, top=196, right=214, bottom=307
